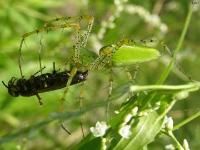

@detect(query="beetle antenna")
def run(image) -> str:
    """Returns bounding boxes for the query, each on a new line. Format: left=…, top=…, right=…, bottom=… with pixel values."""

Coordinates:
left=2, top=81, right=8, bottom=88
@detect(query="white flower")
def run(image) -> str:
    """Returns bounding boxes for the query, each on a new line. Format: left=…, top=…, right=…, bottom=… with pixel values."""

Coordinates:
left=183, top=139, right=190, bottom=150
left=114, top=0, right=120, bottom=5
left=90, top=121, right=109, bottom=137
left=160, top=23, right=168, bottom=33
left=131, top=106, right=138, bottom=116
left=138, top=111, right=149, bottom=117
left=114, top=110, right=120, bottom=114
left=173, top=91, right=189, bottom=100
left=124, top=114, right=132, bottom=123
left=149, top=14, right=160, bottom=26
left=119, top=125, right=132, bottom=139
left=166, top=117, right=174, bottom=131
left=165, top=144, right=175, bottom=150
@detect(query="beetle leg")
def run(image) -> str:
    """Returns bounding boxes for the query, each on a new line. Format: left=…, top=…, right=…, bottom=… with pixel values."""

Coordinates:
left=36, top=93, right=43, bottom=105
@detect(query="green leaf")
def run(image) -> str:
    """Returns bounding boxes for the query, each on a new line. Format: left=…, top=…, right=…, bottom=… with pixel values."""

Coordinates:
left=112, top=45, right=160, bottom=66
left=72, top=82, right=200, bottom=149
left=113, top=111, right=165, bottom=150
left=72, top=136, right=102, bottom=150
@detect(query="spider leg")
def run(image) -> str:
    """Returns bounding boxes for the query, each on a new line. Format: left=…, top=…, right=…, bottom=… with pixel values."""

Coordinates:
left=72, top=16, right=94, bottom=66
left=59, top=16, right=94, bottom=135
left=161, top=42, right=193, bottom=81
left=89, top=56, right=108, bottom=71
left=38, top=35, right=43, bottom=75
left=18, top=21, right=81, bottom=78
left=59, top=67, right=78, bottom=133
left=58, top=16, right=94, bottom=102
left=124, top=65, right=140, bottom=99
left=61, top=124, right=71, bottom=135
left=43, top=16, right=94, bottom=66
left=78, top=81, right=86, bottom=138
left=106, top=68, right=113, bottom=122
left=124, top=65, right=139, bottom=84
left=60, top=68, right=78, bottom=104
left=89, top=39, right=137, bottom=122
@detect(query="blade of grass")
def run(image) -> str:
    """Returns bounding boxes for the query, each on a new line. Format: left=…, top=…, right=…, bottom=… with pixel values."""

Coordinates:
left=0, top=100, right=106, bottom=144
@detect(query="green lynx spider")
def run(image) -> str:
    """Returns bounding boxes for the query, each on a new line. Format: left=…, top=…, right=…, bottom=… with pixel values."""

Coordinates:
left=17, top=15, right=141, bottom=136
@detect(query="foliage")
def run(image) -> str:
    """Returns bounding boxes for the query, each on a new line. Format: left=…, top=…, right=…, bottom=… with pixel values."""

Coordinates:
left=0, top=0, right=200, bottom=150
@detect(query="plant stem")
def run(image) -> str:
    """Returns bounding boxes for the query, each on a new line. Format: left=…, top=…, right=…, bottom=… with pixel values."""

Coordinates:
left=173, top=110, right=200, bottom=131
left=169, top=132, right=184, bottom=150
left=157, top=5, right=193, bottom=84
left=130, top=83, right=200, bottom=92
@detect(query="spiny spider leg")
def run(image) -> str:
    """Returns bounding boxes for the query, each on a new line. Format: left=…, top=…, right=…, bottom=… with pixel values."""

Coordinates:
left=42, top=16, right=94, bottom=66
left=61, top=16, right=94, bottom=100
left=61, top=124, right=71, bottom=135
left=124, top=65, right=140, bottom=99
left=16, top=16, right=93, bottom=135
left=60, top=67, right=78, bottom=106
left=59, top=16, right=94, bottom=103
left=78, top=81, right=86, bottom=138
left=105, top=66, right=138, bottom=122
left=18, top=22, right=81, bottom=77
left=141, top=39, right=193, bottom=81
left=59, top=67, right=78, bottom=134
left=89, top=39, right=137, bottom=121
left=39, top=35, right=43, bottom=75
left=72, top=16, right=94, bottom=66
left=124, top=65, right=139, bottom=84
left=59, top=16, right=94, bottom=135
left=161, top=42, right=193, bottom=81
left=106, top=69, right=113, bottom=122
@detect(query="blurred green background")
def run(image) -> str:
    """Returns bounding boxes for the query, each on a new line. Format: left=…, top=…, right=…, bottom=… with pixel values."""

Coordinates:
left=0, top=0, right=199, bottom=149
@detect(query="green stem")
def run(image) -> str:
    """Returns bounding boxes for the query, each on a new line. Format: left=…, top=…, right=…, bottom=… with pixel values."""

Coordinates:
left=157, top=5, right=193, bottom=84
left=130, top=83, right=200, bottom=92
left=173, top=110, right=200, bottom=131
left=169, top=132, right=184, bottom=150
